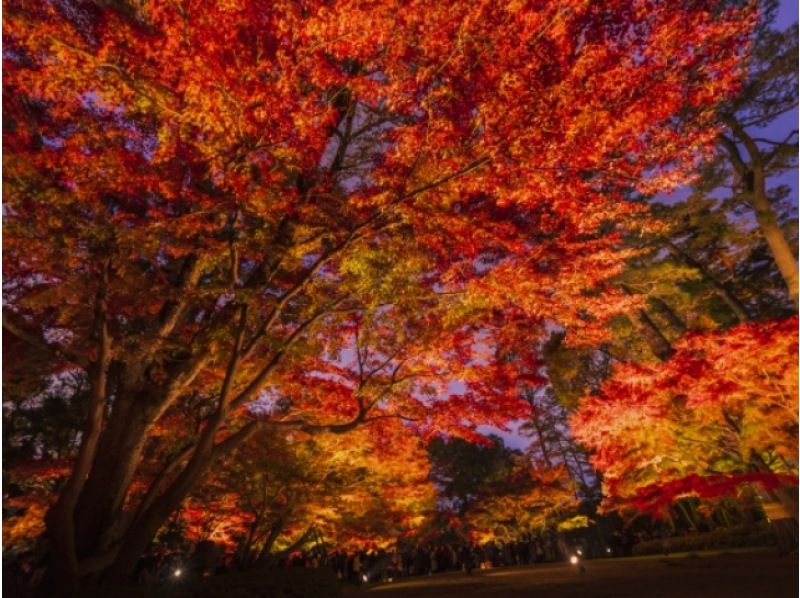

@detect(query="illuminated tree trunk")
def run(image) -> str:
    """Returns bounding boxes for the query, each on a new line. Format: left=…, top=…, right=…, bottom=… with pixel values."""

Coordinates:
left=719, top=115, right=799, bottom=307
left=72, top=390, right=162, bottom=558
left=70, top=257, right=209, bottom=569
left=750, top=452, right=799, bottom=518
left=748, top=178, right=799, bottom=307
left=45, top=259, right=111, bottom=594
left=750, top=452, right=798, bottom=554
left=620, top=284, right=674, bottom=361
left=71, top=350, right=208, bottom=564
left=105, top=387, right=259, bottom=582
left=527, top=405, right=554, bottom=469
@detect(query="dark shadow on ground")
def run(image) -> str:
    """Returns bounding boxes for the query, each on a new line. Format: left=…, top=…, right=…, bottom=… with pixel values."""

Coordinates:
left=345, top=550, right=798, bottom=598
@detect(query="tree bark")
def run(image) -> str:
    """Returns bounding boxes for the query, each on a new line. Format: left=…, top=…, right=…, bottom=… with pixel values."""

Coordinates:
left=72, top=351, right=212, bottom=558
left=748, top=172, right=798, bottom=306
left=45, top=258, right=112, bottom=594
left=721, top=413, right=798, bottom=550
left=527, top=402, right=554, bottom=469
left=619, top=284, right=675, bottom=361
left=102, top=419, right=260, bottom=582
left=72, top=388, right=160, bottom=557
left=719, top=115, right=798, bottom=307
left=88, top=302, right=322, bottom=583
left=749, top=452, right=799, bottom=519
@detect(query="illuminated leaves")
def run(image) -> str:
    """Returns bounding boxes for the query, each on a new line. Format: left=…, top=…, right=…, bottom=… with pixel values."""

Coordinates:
left=185, top=421, right=436, bottom=554
left=3, top=0, right=754, bottom=361
left=1, top=0, right=757, bottom=567
left=571, top=317, right=798, bottom=512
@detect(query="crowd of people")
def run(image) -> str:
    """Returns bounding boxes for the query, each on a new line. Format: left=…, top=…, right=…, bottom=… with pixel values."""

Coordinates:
left=130, top=529, right=639, bottom=587
left=127, top=534, right=579, bottom=585
left=316, top=531, right=639, bottom=585
left=4, top=527, right=645, bottom=591
left=321, top=539, right=564, bottom=585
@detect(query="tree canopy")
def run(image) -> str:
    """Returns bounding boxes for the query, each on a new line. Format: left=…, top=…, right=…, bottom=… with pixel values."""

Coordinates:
left=3, top=0, right=796, bottom=593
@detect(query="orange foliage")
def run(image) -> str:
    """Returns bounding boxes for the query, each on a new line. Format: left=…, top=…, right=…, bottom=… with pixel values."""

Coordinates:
left=572, top=317, right=798, bottom=512
left=3, top=461, right=69, bottom=554
left=2, top=0, right=755, bottom=574
left=182, top=419, right=436, bottom=555
left=465, top=462, right=578, bottom=543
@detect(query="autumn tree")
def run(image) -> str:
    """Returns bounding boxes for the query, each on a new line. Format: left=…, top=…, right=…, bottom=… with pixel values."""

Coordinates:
left=520, top=386, right=598, bottom=498
left=181, top=420, right=435, bottom=565
left=568, top=0, right=799, bottom=526
left=598, top=2, right=799, bottom=361
left=3, top=0, right=754, bottom=590
left=463, top=459, right=578, bottom=544
left=549, top=2, right=797, bottom=393
left=428, top=435, right=516, bottom=518
left=698, top=0, right=798, bottom=304
left=427, top=435, right=576, bottom=543
left=571, top=317, right=798, bottom=519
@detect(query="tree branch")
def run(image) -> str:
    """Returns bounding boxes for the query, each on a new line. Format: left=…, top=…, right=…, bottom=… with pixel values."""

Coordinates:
left=232, top=300, right=342, bottom=411
left=3, top=308, right=89, bottom=369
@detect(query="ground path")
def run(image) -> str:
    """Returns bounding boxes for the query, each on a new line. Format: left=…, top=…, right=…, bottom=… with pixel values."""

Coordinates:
left=345, top=550, right=797, bottom=598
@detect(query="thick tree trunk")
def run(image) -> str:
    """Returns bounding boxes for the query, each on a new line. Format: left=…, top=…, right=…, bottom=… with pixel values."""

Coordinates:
left=45, top=259, right=112, bottom=595
left=73, top=391, right=159, bottom=558
left=55, top=293, right=333, bottom=586
left=73, top=352, right=211, bottom=561
left=749, top=452, right=798, bottom=554
left=722, top=401, right=797, bottom=552
left=102, top=445, right=216, bottom=583
left=110, top=435, right=219, bottom=582
left=750, top=452, right=799, bottom=519
left=620, top=284, right=675, bottom=361
left=102, top=419, right=259, bottom=582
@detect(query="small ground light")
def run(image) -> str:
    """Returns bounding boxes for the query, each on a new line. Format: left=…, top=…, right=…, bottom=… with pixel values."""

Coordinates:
left=569, top=554, right=586, bottom=574
left=606, top=548, right=612, bottom=554
left=362, top=574, right=368, bottom=583
left=577, top=549, right=583, bottom=556
left=174, top=568, right=182, bottom=578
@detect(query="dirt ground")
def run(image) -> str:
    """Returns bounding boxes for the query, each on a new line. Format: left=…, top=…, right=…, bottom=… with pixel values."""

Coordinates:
left=345, top=550, right=798, bottom=598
